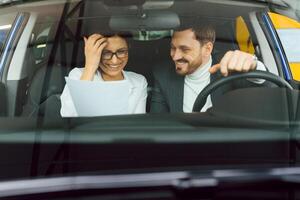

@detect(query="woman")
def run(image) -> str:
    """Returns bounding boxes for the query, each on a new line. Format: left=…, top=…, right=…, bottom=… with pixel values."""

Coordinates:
left=60, top=33, right=147, bottom=117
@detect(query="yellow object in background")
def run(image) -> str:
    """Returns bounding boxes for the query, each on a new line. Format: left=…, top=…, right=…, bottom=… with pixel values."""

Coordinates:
left=236, top=16, right=255, bottom=54
left=290, top=63, right=300, bottom=80
left=269, top=12, right=300, bottom=29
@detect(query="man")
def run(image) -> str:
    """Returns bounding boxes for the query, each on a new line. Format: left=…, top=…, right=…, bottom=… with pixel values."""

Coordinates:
left=150, top=26, right=266, bottom=113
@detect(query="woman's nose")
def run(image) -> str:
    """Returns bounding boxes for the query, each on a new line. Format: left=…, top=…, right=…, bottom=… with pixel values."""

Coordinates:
left=111, top=54, right=119, bottom=63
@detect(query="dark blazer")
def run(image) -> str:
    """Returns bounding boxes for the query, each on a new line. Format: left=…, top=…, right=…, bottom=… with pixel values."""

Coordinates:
left=150, top=58, right=263, bottom=113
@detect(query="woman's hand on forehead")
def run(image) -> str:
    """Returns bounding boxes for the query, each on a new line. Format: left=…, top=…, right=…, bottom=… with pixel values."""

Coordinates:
left=81, top=34, right=108, bottom=81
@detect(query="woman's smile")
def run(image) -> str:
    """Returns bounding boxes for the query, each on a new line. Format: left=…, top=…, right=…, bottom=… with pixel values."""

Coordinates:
left=104, top=63, right=123, bottom=70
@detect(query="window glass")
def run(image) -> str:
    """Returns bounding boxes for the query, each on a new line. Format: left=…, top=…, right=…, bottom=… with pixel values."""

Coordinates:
left=0, top=0, right=289, bottom=125
left=32, top=1, right=281, bottom=120
left=32, top=26, right=51, bottom=64
left=269, top=12, right=300, bottom=81
left=0, top=0, right=298, bottom=186
left=0, top=13, right=16, bottom=59
left=277, top=29, right=300, bottom=62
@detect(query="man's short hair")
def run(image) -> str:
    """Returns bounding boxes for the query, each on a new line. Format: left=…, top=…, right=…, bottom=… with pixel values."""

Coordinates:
left=176, top=17, right=216, bottom=45
left=190, top=25, right=216, bottom=45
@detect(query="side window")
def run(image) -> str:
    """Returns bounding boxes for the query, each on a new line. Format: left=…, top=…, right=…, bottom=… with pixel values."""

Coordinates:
left=268, top=12, right=300, bottom=81
left=0, top=13, right=17, bottom=60
left=32, top=26, right=51, bottom=64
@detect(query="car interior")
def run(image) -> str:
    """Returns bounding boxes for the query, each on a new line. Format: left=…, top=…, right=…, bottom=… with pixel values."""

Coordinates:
left=0, top=0, right=297, bottom=125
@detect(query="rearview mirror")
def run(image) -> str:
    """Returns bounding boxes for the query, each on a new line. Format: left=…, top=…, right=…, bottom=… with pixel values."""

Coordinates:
left=109, top=11, right=180, bottom=31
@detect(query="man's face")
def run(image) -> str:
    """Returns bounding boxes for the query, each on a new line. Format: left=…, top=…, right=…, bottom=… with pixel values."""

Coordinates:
left=170, top=29, right=206, bottom=75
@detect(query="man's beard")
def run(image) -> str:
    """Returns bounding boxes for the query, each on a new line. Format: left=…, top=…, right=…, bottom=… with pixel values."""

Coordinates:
left=174, top=58, right=189, bottom=75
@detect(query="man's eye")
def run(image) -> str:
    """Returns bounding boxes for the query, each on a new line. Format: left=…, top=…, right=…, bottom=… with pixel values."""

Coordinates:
left=181, top=48, right=190, bottom=52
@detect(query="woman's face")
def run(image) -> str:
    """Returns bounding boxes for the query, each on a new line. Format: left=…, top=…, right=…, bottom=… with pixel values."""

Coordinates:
left=100, top=36, right=128, bottom=80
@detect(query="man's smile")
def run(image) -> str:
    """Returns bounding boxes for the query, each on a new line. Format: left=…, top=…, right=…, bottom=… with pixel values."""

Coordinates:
left=175, top=60, right=188, bottom=69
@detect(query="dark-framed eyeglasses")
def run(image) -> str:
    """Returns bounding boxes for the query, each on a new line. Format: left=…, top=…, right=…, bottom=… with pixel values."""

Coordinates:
left=102, top=49, right=128, bottom=60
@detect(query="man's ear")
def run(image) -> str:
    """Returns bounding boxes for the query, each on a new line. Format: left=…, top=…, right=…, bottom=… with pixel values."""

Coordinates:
left=203, top=42, right=213, bottom=56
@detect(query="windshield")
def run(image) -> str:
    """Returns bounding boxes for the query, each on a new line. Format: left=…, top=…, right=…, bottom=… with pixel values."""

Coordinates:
left=0, top=0, right=299, bottom=195
left=12, top=1, right=297, bottom=121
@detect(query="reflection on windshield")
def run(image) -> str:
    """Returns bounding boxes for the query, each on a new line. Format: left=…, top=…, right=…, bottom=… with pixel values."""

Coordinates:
left=0, top=2, right=299, bottom=191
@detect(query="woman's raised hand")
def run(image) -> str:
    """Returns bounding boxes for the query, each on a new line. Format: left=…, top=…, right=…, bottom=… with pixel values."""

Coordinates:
left=81, top=34, right=107, bottom=80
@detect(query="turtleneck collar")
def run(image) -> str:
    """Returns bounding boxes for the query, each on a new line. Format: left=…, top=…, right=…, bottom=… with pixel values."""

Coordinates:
left=186, top=56, right=212, bottom=81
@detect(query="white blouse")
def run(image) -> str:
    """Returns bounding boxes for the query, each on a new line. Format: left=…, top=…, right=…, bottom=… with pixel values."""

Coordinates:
left=60, top=68, right=148, bottom=117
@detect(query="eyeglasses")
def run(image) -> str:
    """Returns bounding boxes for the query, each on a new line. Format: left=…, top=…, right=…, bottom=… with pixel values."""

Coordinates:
left=102, top=49, right=128, bottom=60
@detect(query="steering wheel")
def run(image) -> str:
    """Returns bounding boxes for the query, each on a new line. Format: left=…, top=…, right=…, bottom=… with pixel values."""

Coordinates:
left=192, top=71, right=293, bottom=112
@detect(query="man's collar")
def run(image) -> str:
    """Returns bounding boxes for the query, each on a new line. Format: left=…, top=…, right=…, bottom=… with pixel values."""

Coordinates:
left=186, top=56, right=212, bottom=80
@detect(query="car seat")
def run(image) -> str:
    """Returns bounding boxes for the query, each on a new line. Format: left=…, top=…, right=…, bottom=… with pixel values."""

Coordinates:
left=22, top=63, right=69, bottom=118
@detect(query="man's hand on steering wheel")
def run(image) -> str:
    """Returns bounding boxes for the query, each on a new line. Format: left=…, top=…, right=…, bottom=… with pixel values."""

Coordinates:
left=209, top=50, right=258, bottom=76
left=192, top=71, right=293, bottom=112
left=192, top=50, right=292, bottom=112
